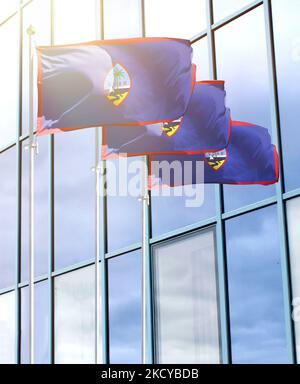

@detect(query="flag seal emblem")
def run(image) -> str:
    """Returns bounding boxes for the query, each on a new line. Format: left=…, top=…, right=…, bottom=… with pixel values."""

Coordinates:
left=205, top=149, right=227, bottom=171
left=162, top=118, right=182, bottom=137
left=104, top=63, right=131, bottom=107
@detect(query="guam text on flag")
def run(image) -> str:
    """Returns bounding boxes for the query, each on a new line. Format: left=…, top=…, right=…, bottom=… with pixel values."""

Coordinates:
left=149, top=121, right=279, bottom=187
left=37, top=38, right=194, bottom=135
left=102, top=81, right=231, bottom=158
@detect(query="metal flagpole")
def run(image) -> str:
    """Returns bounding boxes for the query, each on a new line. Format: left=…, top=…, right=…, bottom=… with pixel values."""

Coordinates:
left=27, top=25, right=37, bottom=365
left=141, top=156, right=150, bottom=364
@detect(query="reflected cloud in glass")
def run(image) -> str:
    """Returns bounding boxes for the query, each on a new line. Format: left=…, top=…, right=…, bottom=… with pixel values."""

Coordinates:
left=225, top=206, right=289, bottom=363
left=54, top=265, right=98, bottom=364
left=153, top=230, right=221, bottom=363
left=215, top=7, right=276, bottom=211
left=108, top=250, right=141, bottom=363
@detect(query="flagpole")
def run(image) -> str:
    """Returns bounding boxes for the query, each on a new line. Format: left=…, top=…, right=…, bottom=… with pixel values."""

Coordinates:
left=141, top=156, right=149, bottom=364
left=27, top=25, right=37, bottom=365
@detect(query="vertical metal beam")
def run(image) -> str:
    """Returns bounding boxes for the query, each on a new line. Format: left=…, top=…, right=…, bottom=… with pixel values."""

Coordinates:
left=140, top=0, right=154, bottom=364
left=263, top=0, right=296, bottom=363
left=15, top=0, right=23, bottom=365
left=206, top=0, right=231, bottom=364
left=97, top=0, right=109, bottom=364
left=49, top=0, right=55, bottom=364
left=27, top=23, right=37, bottom=365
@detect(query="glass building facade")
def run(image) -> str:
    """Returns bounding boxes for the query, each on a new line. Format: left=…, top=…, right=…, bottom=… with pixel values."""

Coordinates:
left=0, top=0, right=300, bottom=364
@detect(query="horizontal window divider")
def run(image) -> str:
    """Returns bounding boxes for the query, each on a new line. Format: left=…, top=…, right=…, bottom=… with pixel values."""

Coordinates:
left=105, top=242, right=142, bottom=260
left=0, top=286, right=16, bottom=296
left=222, top=196, right=277, bottom=220
left=150, top=217, right=217, bottom=245
left=17, top=274, right=48, bottom=289
left=283, top=189, right=300, bottom=202
left=51, top=258, right=95, bottom=278
left=190, top=30, right=208, bottom=43
left=211, top=0, right=263, bottom=32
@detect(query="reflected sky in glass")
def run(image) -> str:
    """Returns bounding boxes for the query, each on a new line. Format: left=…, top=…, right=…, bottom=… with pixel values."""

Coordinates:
left=54, top=130, right=95, bottom=270
left=226, top=206, right=289, bottom=363
left=108, top=251, right=141, bottom=363
left=0, top=147, right=16, bottom=290
left=151, top=185, right=216, bottom=238
left=145, top=0, right=207, bottom=39
left=286, top=197, right=300, bottom=361
left=21, top=136, right=49, bottom=281
left=22, top=0, right=51, bottom=137
left=0, top=291, right=15, bottom=364
left=54, top=265, right=97, bottom=364
left=153, top=230, right=221, bottom=363
left=215, top=6, right=276, bottom=211
left=104, top=0, right=141, bottom=39
left=272, top=0, right=300, bottom=192
left=53, top=0, right=97, bottom=44
left=0, top=15, right=19, bottom=149
left=192, top=37, right=210, bottom=81
left=21, top=281, right=50, bottom=364
left=106, top=157, right=142, bottom=252
left=0, top=0, right=18, bottom=24
left=213, top=0, right=253, bottom=23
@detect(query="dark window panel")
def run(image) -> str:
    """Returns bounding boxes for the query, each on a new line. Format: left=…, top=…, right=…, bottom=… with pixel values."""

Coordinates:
left=225, top=206, right=289, bottom=363
left=108, top=250, right=141, bottom=363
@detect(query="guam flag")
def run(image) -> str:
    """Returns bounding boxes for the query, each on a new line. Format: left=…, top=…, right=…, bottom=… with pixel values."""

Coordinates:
left=36, top=38, right=194, bottom=135
left=149, top=121, right=279, bottom=187
left=102, top=81, right=231, bottom=158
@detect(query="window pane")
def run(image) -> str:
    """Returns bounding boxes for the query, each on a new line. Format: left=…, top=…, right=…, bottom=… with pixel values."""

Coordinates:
left=104, top=0, right=141, bottom=39
left=54, top=0, right=97, bottom=44
left=151, top=186, right=215, bottom=238
left=0, top=0, right=17, bottom=24
left=193, top=37, right=210, bottom=81
left=215, top=7, right=276, bottom=211
left=21, top=136, right=49, bottom=281
left=286, top=197, right=300, bottom=362
left=22, top=0, right=51, bottom=137
left=225, top=207, right=289, bottom=363
left=106, top=157, right=142, bottom=252
left=145, top=0, right=207, bottom=39
left=0, top=148, right=17, bottom=290
left=54, top=130, right=95, bottom=270
left=0, top=291, right=15, bottom=364
left=213, top=0, right=253, bottom=22
left=21, top=281, right=50, bottom=364
left=272, top=0, right=300, bottom=192
left=0, top=15, right=19, bottom=149
left=54, top=265, right=98, bottom=364
left=153, top=229, right=221, bottom=363
left=108, top=251, right=141, bottom=363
